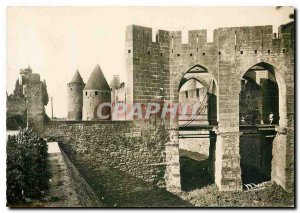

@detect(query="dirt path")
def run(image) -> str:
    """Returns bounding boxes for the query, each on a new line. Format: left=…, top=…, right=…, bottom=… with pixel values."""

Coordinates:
left=45, top=142, right=82, bottom=207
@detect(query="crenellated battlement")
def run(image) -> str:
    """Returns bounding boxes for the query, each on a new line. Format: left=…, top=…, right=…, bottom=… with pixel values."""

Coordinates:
left=126, top=24, right=294, bottom=56
left=125, top=22, right=294, bottom=111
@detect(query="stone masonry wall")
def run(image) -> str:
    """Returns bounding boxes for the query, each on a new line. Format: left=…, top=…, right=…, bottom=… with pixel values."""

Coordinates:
left=6, top=98, right=26, bottom=117
left=126, top=24, right=294, bottom=192
left=43, top=121, right=169, bottom=188
left=23, top=83, right=45, bottom=133
left=125, top=25, right=171, bottom=106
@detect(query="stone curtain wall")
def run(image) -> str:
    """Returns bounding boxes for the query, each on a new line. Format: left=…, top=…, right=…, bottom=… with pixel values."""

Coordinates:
left=43, top=121, right=168, bottom=187
left=125, top=26, right=171, bottom=106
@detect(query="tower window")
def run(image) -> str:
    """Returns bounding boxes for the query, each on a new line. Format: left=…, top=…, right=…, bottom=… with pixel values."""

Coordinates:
left=283, top=49, right=286, bottom=53
left=240, top=51, right=243, bottom=54
left=86, top=91, right=87, bottom=96
left=268, top=50, right=271, bottom=54
left=95, top=91, right=98, bottom=95
left=185, top=91, right=188, bottom=98
left=190, top=53, right=193, bottom=56
left=202, top=53, right=205, bottom=56
left=128, top=49, right=131, bottom=53
left=70, top=88, right=72, bottom=91
left=254, top=50, right=257, bottom=54
left=196, top=88, right=200, bottom=97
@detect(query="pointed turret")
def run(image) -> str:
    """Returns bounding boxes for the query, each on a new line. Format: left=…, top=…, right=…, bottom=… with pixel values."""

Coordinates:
left=110, top=75, right=121, bottom=88
left=84, top=64, right=110, bottom=91
left=67, top=70, right=85, bottom=120
left=82, top=64, right=111, bottom=121
left=70, top=70, right=84, bottom=84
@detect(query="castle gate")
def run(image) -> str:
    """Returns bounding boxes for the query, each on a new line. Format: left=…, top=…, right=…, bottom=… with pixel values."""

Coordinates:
left=126, top=23, right=294, bottom=192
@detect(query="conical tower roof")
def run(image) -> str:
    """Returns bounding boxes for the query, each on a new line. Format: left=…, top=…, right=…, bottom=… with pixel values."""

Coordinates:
left=109, top=75, right=120, bottom=88
left=84, top=64, right=110, bottom=90
left=70, top=70, right=84, bottom=83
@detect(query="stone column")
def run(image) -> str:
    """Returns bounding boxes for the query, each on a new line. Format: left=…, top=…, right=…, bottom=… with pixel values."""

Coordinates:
left=214, top=128, right=242, bottom=191
left=271, top=127, right=293, bottom=191
left=165, top=128, right=181, bottom=193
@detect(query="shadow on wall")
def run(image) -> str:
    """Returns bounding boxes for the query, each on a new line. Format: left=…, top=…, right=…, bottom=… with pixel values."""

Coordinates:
left=240, top=131, right=274, bottom=187
left=180, top=156, right=214, bottom=192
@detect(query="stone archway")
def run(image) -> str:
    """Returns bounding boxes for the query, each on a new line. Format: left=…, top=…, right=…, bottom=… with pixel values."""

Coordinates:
left=239, top=62, right=287, bottom=128
left=165, top=64, right=218, bottom=192
left=238, top=62, right=289, bottom=190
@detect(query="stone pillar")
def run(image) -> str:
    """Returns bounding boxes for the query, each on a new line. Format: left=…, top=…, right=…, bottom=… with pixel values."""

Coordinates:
left=214, top=128, right=242, bottom=191
left=271, top=127, right=294, bottom=191
left=165, top=128, right=181, bottom=192
left=214, top=75, right=242, bottom=191
left=286, top=128, right=295, bottom=192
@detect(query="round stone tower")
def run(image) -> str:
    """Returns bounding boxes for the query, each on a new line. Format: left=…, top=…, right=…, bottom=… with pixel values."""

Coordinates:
left=67, top=70, right=85, bottom=120
left=82, top=64, right=111, bottom=120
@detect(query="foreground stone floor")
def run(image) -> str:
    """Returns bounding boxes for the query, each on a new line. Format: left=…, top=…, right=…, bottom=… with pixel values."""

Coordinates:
left=67, top=154, right=192, bottom=207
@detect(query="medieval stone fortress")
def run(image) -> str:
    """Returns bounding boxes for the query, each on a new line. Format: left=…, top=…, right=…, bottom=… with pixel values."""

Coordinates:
left=7, top=20, right=294, bottom=207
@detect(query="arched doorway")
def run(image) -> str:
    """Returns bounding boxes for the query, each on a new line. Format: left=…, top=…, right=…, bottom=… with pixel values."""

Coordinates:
left=177, top=65, right=218, bottom=191
left=239, top=62, right=281, bottom=189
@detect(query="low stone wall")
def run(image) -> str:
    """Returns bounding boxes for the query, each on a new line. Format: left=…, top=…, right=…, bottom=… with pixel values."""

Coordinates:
left=46, top=142, right=102, bottom=207
left=60, top=148, right=102, bottom=207
left=43, top=120, right=169, bottom=188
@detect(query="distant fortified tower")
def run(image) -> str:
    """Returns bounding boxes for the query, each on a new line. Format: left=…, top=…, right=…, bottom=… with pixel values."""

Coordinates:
left=7, top=66, right=49, bottom=133
left=82, top=64, right=111, bottom=120
left=110, top=75, right=120, bottom=104
left=67, top=70, right=85, bottom=120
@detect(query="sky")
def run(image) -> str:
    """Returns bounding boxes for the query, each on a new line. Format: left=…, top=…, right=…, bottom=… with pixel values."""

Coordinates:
left=6, top=6, right=293, bottom=118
